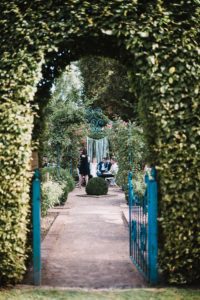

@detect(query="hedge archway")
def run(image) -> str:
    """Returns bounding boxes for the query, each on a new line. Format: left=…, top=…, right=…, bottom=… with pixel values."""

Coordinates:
left=0, top=1, right=199, bottom=285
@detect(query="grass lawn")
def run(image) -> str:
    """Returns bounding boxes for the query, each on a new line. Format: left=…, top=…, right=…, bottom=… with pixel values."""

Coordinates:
left=0, top=288, right=199, bottom=300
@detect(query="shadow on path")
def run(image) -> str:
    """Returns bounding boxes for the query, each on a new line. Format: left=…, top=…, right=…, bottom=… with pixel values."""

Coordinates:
left=41, top=187, right=146, bottom=288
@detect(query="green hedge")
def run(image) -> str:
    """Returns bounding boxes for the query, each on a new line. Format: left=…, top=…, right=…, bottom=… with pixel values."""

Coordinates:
left=0, top=0, right=199, bottom=284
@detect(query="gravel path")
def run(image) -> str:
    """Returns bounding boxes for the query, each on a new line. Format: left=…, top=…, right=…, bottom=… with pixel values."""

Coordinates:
left=41, top=187, right=146, bottom=288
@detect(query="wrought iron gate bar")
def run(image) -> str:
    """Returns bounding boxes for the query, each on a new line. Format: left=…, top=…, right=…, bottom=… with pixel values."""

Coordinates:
left=128, top=169, right=158, bottom=284
left=32, top=169, right=41, bottom=285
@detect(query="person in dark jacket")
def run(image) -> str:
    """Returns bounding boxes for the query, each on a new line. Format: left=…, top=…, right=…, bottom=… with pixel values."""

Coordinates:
left=97, top=157, right=107, bottom=176
left=105, top=157, right=112, bottom=171
left=78, top=148, right=90, bottom=187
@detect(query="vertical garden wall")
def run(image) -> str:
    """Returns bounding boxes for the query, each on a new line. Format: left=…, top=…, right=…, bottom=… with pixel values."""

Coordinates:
left=0, top=1, right=199, bottom=284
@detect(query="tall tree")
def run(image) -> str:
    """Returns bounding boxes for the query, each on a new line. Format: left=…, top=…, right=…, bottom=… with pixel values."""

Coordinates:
left=78, top=56, right=138, bottom=121
left=41, top=64, right=88, bottom=169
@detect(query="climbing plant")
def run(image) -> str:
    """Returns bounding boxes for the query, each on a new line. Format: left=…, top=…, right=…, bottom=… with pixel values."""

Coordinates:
left=105, top=119, right=146, bottom=196
left=0, top=0, right=199, bottom=284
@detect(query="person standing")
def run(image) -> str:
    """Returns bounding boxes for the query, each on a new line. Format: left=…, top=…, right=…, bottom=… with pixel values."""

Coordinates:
left=90, top=157, right=98, bottom=178
left=78, top=148, right=90, bottom=187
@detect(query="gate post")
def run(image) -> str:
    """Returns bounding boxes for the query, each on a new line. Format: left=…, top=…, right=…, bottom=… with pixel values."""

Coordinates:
left=32, top=169, right=41, bottom=285
left=128, top=171, right=133, bottom=256
left=147, top=168, right=158, bottom=284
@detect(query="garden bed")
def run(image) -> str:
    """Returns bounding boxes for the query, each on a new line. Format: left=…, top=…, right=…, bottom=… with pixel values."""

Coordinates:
left=41, top=211, right=59, bottom=241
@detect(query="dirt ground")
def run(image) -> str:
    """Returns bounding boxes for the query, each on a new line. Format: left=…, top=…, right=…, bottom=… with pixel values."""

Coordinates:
left=41, top=211, right=59, bottom=241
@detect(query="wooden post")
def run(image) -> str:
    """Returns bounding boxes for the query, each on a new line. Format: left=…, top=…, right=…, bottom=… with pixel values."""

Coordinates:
left=32, top=169, right=41, bottom=285
left=31, top=151, right=39, bottom=170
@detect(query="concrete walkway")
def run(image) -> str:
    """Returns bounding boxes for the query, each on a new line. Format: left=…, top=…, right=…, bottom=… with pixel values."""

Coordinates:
left=41, top=187, right=146, bottom=288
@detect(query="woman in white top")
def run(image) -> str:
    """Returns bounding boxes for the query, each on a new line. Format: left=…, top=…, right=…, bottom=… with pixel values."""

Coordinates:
left=90, top=157, right=98, bottom=177
left=110, top=158, right=119, bottom=175
left=108, top=158, right=118, bottom=186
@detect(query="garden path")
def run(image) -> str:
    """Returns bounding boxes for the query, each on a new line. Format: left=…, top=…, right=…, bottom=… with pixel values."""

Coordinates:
left=41, top=187, right=146, bottom=288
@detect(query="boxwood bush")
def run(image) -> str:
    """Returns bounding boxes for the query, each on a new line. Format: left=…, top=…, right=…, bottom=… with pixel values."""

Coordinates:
left=86, top=177, right=108, bottom=196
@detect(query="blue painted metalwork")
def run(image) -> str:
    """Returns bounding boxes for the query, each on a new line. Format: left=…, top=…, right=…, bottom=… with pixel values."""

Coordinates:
left=32, top=169, right=41, bottom=285
left=128, top=167, right=158, bottom=284
left=56, top=144, right=61, bottom=177
left=147, top=168, right=158, bottom=284
left=70, top=148, right=73, bottom=175
left=70, top=159, right=73, bottom=175
left=85, top=107, right=107, bottom=133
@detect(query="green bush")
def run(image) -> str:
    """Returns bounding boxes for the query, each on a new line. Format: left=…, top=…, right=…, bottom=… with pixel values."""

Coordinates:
left=59, top=185, right=69, bottom=205
left=41, top=167, right=75, bottom=213
left=133, top=171, right=146, bottom=197
left=64, top=171, right=75, bottom=192
left=41, top=181, right=63, bottom=216
left=41, top=167, right=75, bottom=191
left=86, top=177, right=108, bottom=196
left=42, top=167, right=69, bottom=182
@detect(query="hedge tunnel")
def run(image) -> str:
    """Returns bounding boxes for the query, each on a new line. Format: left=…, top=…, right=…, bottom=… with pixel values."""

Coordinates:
left=0, top=0, right=199, bottom=284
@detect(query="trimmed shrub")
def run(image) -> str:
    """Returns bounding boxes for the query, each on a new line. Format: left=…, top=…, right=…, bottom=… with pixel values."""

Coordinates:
left=86, top=177, right=108, bottom=196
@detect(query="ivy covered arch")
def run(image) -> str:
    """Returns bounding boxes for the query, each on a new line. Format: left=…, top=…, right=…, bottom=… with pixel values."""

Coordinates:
left=0, top=1, right=199, bottom=285
left=35, top=35, right=132, bottom=112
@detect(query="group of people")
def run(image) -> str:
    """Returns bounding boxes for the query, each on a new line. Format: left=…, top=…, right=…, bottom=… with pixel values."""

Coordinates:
left=78, top=148, right=118, bottom=187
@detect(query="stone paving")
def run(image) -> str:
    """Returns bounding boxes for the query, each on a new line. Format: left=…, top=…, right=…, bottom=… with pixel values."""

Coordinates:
left=41, top=187, right=146, bottom=288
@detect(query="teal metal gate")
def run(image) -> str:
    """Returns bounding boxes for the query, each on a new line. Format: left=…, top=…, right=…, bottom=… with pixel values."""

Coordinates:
left=32, top=169, right=41, bottom=285
left=128, top=168, right=158, bottom=284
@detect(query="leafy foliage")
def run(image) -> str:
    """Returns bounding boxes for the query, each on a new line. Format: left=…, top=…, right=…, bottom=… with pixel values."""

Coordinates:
left=41, top=167, right=75, bottom=216
left=41, top=66, right=88, bottom=170
left=41, top=181, right=63, bottom=217
left=86, top=177, right=108, bottom=196
left=78, top=56, right=137, bottom=121
left=105, top=119, right=146, bottom=198
left=0, top=0, right=199, bottom=284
